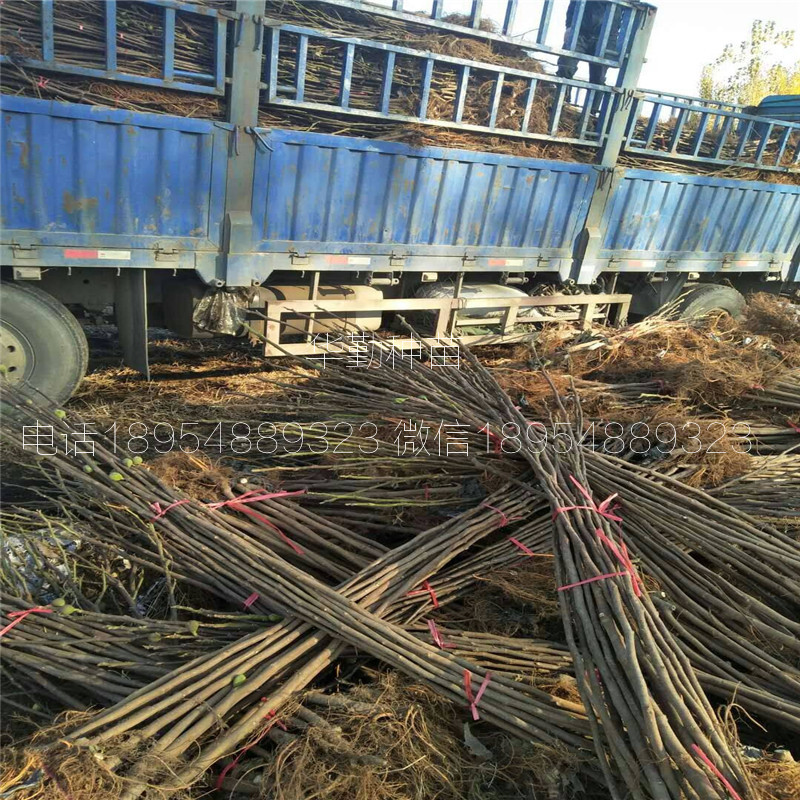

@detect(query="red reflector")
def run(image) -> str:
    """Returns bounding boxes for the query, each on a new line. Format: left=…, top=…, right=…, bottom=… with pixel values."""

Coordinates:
left=64, top=249, right=99, bottom=258
left=326, top=255, right=350, bottom=265
left=487, top=258, right=507, bottom=267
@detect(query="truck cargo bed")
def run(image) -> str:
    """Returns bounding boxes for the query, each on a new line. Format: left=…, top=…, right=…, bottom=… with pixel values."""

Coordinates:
left=4, top=97, right=799, bottom=284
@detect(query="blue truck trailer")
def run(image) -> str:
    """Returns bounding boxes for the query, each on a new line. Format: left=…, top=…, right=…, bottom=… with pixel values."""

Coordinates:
left=1, top=0, right=799, bottom=402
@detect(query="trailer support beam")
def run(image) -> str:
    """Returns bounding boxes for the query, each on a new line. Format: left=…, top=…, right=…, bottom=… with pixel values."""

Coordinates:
left=222, top=1, right=267, bottom=284
left=116, top=269, right=150, bottom=379
left=573, top=4, right=656, bottom=285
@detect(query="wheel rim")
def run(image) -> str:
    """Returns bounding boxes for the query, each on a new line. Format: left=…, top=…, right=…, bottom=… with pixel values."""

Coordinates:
left=0, top=321, right=33, bottom=385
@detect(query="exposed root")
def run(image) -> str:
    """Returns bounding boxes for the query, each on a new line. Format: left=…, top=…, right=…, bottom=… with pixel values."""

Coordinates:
left=145, top=451, right=234, bottom=502
left=0, top=714, right=182, bottom=800
left=749, top=757, right=800, bottom=800
left=743, top=294, right=800, bottom=344
left=254, top=671, right=598, bottom=800
left=456, top=559, right=563, bottom=641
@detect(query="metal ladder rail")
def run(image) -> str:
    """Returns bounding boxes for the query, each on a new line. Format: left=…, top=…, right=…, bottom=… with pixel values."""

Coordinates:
left=259, top=22, right=615, bottom=146
left=0, top=0, right=229, bottom=96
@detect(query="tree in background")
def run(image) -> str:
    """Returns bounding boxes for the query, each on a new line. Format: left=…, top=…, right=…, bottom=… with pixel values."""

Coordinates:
left=699, top=20, right=800, bottom=106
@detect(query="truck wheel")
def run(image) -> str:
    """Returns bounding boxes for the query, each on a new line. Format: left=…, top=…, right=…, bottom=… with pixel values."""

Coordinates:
left=0, top=281, right=88, bottom=404
left=672, top=285, right=746, bottom=320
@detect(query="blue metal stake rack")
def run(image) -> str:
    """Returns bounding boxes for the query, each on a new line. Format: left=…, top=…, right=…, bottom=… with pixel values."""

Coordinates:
left=0, top=0, right=230, bottom=96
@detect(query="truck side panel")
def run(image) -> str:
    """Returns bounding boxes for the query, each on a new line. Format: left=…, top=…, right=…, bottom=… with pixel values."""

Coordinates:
left=0, top=97, right=227, bottom=261
left=3, top=99, right=800, bottom=284
left=599, top=168, right=800, bottom=275
left=250, top=129, right=598, bottom=262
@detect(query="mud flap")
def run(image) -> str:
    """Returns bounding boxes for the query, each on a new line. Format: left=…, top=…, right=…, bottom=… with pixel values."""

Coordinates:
left=116, top=268, right=150, bottom=379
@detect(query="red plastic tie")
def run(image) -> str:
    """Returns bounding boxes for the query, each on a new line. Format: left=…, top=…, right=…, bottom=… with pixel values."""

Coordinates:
left=237, top=506, right=305, bottom=555
left=558, top=571, right=628, bottom=592
left=208, top=490, right=306, bottom=555
left=243, top=592, right=259, bottom=609
left=596, top=528, right=642, bottom=597
left=508, top=537, right=553, bottom=559
left=750, top=383, right=765, bottom=390
left=149, top=499, right=191, bottom=521
left=0, top=607, right=52, bottom=637
left=215, top=713, right=282, bottom=789
left=407, top=580, right=439, bottom=609
left=424, top=484, right=431, bottom=500
left=152, top=490, right=304, bottom=523
left=428, top=619, right=455, bottom=650
left=552, top=476, right=622, bottom=523
left=508, top=537, right=535, bottom=556
left=691, top=744, right=744, bottom=800
left=481, top=502, right=522, bottom=528
left=787, top=419, right=800, bottom=434
left=36, top=76, right=49, bottom=88
left=463, top=669, right=492, bottom=721
left=206, top=488, right=305, bottom=510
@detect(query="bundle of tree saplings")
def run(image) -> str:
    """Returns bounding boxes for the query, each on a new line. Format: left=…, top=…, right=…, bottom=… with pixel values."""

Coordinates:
left=744, top=369, right=800, bottom=412
left=1, top=385, right=591, bottom=799
left=256, top=331, right=800, bottom=794
left=0, top=594, right=264, bottom=712
left=297, top=333, right=800, bottom=709
left=5, top=327, right=800, bottom=797
left=709, top=455, right=800, bottom=528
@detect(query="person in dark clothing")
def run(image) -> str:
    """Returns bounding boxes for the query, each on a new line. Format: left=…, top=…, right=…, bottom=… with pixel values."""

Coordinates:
left=556, top=1, right=623, bottom=103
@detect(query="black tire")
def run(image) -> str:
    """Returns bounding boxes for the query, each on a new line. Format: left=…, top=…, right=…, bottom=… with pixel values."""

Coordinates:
left=672, top=285, right=746, bottom=320
left=0, top=281, right=88, bottom=404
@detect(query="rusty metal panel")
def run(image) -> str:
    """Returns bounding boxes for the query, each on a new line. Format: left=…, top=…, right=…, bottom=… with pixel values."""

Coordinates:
left=0, top=96, right=227, bottom=251
left=600, top=168, right=800, bottom=263
left=250, top=128, right=597, bottom=258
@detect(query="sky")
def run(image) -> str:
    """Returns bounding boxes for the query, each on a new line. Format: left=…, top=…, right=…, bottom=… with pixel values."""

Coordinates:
left=636, top=0, right=799, bottom=96
left=380, top=0, right=799, bottom=97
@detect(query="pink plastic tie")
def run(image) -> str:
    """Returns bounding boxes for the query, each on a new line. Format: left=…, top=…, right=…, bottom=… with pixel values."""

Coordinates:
left=557, top=571, right=628, bottom=592
left=596, top=528, right=642, bottom=597
left=508, top=537, right=535, bottom=556
left=407, top=580, right=439, bottom=609
left=216, top=711, right=283, bottom=790
left=508, top=537, right=553, bottom=559
left=149, top=499, right=191, bottom=521
left=0, top=607, right=52, bottom=637
left=206, top=488, right=305, bottom=510
left=463, top=669, right=492, bottom=721
left=427, top=619, right=455, bottom=650
left=262, top=705, right=288, bottom=731
left=243, top=592, right=259, bottom=609
left=691, top=744, right=744, bottom=800
left=207, top=490, right=306, bottom=555
left=553, top=476, right=622, bottom=522
left=481, top=502, right=522, bottom=528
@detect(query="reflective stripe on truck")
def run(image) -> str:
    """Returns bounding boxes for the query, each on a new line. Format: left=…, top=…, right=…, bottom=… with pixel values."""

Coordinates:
left=63, top=249, right=132, bottom=260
